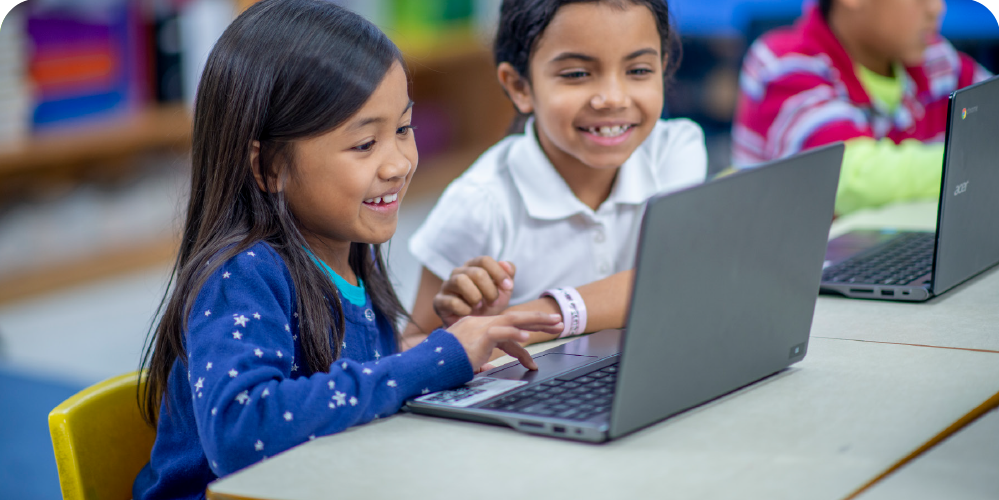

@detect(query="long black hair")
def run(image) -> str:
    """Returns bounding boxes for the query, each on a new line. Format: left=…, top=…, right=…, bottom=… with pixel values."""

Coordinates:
left=494, top=0, right=680, bottom=133
left=139, top=0, right=410, bottom=425
left=819, top=0, right=832, bottom=18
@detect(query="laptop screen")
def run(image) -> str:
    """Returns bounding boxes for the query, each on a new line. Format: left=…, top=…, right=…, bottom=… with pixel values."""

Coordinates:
left=933, top=75, right=999, bottom=294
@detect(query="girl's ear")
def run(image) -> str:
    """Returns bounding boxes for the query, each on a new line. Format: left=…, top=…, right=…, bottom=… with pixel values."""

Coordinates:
left=250, top=140, right=286, bottom=193
left=497, top=62, right=534, bottom=115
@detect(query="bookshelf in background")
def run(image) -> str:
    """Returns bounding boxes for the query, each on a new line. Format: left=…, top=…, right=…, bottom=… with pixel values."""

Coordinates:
left=0, top=0, right=514, bottom=303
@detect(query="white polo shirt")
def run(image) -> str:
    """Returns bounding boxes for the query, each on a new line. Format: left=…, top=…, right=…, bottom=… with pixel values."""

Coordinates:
left=409, top=117, right=707, bottom=306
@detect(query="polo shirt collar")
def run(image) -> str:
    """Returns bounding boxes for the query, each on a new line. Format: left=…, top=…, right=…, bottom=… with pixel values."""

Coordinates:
left=507, top=117, right=658, bottom=220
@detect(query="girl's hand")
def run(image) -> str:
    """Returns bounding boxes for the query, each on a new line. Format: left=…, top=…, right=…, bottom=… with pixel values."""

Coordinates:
left=446, top=311, right=562, bottom=372
left=433, top=257, right=516, bottom=326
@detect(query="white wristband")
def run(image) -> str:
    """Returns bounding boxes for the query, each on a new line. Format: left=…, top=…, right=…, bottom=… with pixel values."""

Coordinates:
left=541, top=287, right=588, bottom=338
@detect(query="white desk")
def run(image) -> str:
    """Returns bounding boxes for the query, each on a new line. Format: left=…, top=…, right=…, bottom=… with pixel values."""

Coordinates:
left=816, top=201, right=999, bottom=352
left=207, top=337, right=999, bottom=500
left=857, top=406, right=999, bottom=500
left=207, top=202, right=999, bottom=500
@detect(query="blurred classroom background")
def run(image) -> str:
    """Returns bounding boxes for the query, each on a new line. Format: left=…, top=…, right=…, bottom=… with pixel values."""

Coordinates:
left=0, top=0, right=996, bottom=498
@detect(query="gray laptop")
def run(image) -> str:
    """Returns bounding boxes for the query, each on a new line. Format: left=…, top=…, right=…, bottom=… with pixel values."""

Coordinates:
left=407, top=144, right=843, bottom=442
left=820, top=75, right=999, bottom=301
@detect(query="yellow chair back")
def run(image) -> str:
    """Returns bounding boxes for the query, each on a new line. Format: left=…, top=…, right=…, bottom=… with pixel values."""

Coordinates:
left=49, top=371, right=156, bottom=500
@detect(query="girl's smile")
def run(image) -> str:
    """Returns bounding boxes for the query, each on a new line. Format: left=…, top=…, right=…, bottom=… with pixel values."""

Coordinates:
left=577, top=122, right=638, bottom=147
left=362, top=188, right=402, bottom=214
left=278, top=61, right=417, bottom=274
left=499, top=1, right=664, bottom=177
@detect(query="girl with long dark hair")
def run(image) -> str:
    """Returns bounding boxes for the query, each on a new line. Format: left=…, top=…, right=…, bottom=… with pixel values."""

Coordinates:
left=134, top=1, right=561, bottom=497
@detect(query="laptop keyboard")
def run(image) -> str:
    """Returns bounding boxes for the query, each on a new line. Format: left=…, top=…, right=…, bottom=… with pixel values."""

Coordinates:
left=822, top=232, right=934, bottom=286
left=482, top=362, right=619, bottom=422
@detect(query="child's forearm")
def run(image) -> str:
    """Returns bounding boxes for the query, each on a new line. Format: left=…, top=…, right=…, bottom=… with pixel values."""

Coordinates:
left=835, top=137, right=944, bottom=215
left=508, top=270, right=634, bottom=345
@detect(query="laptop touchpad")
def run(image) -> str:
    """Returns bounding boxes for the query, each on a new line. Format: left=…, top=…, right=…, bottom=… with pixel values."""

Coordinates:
left=484, top=353, right=598, bottom=383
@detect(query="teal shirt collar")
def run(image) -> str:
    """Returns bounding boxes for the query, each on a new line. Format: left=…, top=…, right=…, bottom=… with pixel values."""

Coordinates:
left=304, top=248, right=367, bottom=307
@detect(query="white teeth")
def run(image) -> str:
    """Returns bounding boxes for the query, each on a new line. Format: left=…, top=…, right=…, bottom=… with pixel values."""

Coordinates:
left=364, top=193, right=398, bottom=205
left=586, top=125, right=630, bottom=138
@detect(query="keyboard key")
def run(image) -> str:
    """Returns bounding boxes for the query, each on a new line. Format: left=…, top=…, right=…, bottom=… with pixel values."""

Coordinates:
left=557, top=408, right=581, bottom=419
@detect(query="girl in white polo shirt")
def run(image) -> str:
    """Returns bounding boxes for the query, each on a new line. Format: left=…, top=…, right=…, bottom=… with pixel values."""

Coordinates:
left=406, top=0, right=706, bottom=348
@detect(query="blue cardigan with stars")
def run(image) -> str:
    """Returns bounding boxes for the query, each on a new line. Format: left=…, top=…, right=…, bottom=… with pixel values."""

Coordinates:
left=134, top=242, right=473, bottom=500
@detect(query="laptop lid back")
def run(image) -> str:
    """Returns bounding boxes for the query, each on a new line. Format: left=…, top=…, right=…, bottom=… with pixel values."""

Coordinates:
left=608, top=144, right=843, bottom=439
left=933, top=75, right=999, bottom=295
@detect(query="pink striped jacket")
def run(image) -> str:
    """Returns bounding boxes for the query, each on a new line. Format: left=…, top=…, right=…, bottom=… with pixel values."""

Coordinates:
left=732, top=6, right=990, bottom=167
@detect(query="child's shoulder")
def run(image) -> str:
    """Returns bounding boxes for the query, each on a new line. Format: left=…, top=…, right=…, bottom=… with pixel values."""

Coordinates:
left=201, top=241, right=293, bottom=289
left=436, top=133, right=526, bottom=202
left=641, top=118, right=706, bottom=154
left=649, top=118, right=704, bottom=139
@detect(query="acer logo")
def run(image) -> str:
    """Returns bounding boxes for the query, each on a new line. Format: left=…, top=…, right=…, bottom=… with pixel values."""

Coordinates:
left=954, top=181, right=969, bottom=196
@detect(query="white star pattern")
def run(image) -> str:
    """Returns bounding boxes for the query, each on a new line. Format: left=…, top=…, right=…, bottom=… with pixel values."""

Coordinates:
left=206, top=362, right=212, bottom=370
left=422, top=388, right=429, bottom=395
left=228, top=369, right=238, bottom=378
left=232, top=331, right=242, bottom=340
left=333, top=391, right=347, bottom=406
left=435, top=347, right=443, bottom=353
left=342, top=341, right=347, bottom=349
left=362, top=368, right=373, bottom=375
left=204, top=310, right=211, bottom=316
left=223, top=272, right=230, bottom=279
left=198, top=392, right=203, bottom=398
left=234, top=315, right=249, bottom=327
left=235, top=391, right=249, bottom=404
left=254, top=440, right=263, bottom=451
left=291, top=363, right=299, bottom=372
left=438, top=360, right=445, bottom=366
left=253, top=312, right=261, bottom=320
left=294, top=312, right=299, bottom=318
left=261, top=388, right=270, bottom=398
left=285, top=324, right=290, bottom=332
left=374, top=350, right=381, bottom=360
left=328, top=380, right=335, bottom=389
left=194, top=377, right=204, bottom=390
left=247, top=251, right=256, bottom=257
left=276, top=351, right=283, bottom=358
left=211, top=407, right=217, bottom=415
left=329, top=402, right=336, bottom=409
left=342, top=362, right=348, bottom=370
left=387, top=380, right=397, bottom=387
left=292, top=335, right=298, bottom=341
left=254, top=348, right=263, bottom=357
left=349, top=396, right=358, bottom=406
left=283, top=411, right=293, bottom=421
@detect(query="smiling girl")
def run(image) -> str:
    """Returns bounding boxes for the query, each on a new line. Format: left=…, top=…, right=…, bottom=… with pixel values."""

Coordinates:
left=407, top=0, right=706, bottom=345
left=133, top=1, right=561, bottom=497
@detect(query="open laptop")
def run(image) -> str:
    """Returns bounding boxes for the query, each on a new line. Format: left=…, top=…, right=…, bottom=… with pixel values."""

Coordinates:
left=406, top=144, right=843, bottom=442
left=820, top=75, right=999, bottom=301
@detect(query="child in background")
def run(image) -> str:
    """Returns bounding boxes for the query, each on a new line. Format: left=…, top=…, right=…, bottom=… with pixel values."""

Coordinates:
left=732, top=0, right=991, bottom=215
left=406, top=0, right=706, bottom=346
left=134, top=2, right=562, bottom=498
